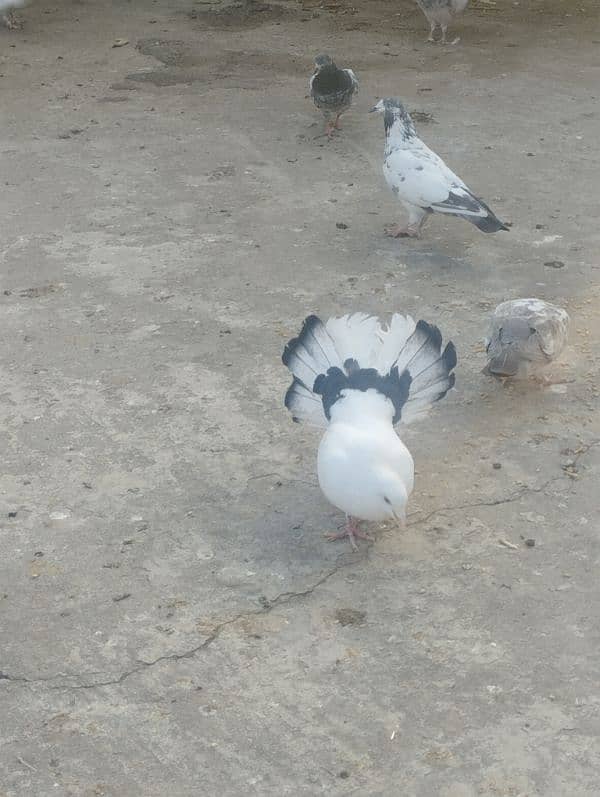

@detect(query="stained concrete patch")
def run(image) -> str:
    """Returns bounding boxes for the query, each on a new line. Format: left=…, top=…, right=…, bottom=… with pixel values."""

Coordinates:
left=189, top=0, right=292, bottom=30
left=125, top=41, right=302, bottom=87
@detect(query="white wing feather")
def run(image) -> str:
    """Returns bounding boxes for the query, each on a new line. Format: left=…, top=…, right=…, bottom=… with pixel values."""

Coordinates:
left=384, top=142, right=489, bottom=219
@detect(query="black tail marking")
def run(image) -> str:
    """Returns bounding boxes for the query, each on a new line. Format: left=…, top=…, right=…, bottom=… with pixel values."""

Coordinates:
left=465, top=196, right=509, bottom=233
left=469, top=214, right=509, bottom=233
left=314, top=365, right=412, bottom=423
left=281, top=314, right=322, bottom=373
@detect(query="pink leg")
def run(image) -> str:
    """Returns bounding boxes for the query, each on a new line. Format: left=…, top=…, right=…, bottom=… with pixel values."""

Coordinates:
left=325, top=517, right=373, bottom=551
left=385, top=223, right=421, bottom=239
left=334, top=114, right=343, bottom=130
left=324, top=120, right=336, bottom=139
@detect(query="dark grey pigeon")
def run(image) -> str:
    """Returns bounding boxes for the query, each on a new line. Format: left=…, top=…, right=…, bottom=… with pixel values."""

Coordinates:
left=309, top=54, right=358, bottom=138
left=370, top=97, right=508, bottom=238
left=415, top=0, right=469, bottom=44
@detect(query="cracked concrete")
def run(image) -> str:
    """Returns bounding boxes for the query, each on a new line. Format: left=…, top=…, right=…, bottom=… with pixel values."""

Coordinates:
left=1, top=0, right=600, bottom=795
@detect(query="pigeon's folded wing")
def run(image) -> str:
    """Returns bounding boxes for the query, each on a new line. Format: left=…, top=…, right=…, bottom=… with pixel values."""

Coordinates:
left=385, top=148, right=496, bottom=220
left=343, top=68, right=359, bottom=91
left=536, top=316, right=569, bottom=360
left=384, top=149, right=458, bottom=209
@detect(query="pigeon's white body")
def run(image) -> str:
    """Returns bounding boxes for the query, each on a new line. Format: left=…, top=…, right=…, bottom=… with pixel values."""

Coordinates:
left=373, top=98, right=507, bottom=237
left=283, top=313, right=456, bottom=545
left=485, top=298, right=570, bottom=378
left=318, top=392, right=414, bottom=522
left=415, top=0, right=469, bottom=43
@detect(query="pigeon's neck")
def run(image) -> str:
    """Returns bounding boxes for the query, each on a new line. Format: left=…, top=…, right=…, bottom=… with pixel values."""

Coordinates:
left=328, top=389, right=396, bottom=428
left=384, top=109, right=416, bottom=151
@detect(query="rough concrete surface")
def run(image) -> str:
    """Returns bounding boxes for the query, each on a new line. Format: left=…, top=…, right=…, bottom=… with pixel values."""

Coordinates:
left=1, top=0, right=599, bottom=795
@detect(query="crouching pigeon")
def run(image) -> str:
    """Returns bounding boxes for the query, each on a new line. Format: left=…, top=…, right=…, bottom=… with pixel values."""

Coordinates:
left=415, top=0, right=469, bottom=44
left=1, top=0, right=26, bottom=29
left=485, top=298, right=570, bottom=380
left=310, top=54, right=358, bottom=139
left=282, top=313, right=456, bottom=549
left=370, top=98, right=508, bottom=238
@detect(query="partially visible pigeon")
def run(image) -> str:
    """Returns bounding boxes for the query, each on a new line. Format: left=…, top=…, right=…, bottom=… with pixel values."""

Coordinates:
left=370, top=97, right=508, bottom=238
left=0, top=0, right=26, bottom=29
left=485, top=298, right=570, bottom=380
left=310, top=54, right=358, bottom=139
left=415, top=0, right=469, bottom=44
left=282, top=312, right=456, bottom=549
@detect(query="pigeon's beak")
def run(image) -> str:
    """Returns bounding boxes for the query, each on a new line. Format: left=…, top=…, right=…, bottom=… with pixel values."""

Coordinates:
left=391, top=508, right=406, bottom=529
left=368, top=106, right=378, bottom=114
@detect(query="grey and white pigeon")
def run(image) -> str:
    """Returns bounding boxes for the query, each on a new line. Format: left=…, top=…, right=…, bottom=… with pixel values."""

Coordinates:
left=370, top=97, right=508, bottom=238
left=415, top=0, right=469, bottom=44
left=282, top=313, right=456, bottom=549
left=310, top=54, right=358, bottom=139
left=485, top=298, right=570, bottom=379
left=0, top=0, right=26, bottom=29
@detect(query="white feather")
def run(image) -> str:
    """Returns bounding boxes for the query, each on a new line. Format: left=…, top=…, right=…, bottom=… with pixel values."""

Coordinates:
left=374, top=314, right=417, bottom=373
left=325, top=313, right=381, bottom=368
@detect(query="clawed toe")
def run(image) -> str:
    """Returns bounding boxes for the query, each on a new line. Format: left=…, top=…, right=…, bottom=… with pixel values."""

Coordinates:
left=385, top=224, right=420, bottom=239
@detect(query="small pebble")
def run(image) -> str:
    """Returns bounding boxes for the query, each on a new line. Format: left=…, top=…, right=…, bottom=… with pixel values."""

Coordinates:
left=492, top=462, right=502, bottom=470
left=336, top=222, right=348, bottom=229
left=525, top=538, right=536, bottom=547
left=544, top=260, right=565, bottom=269
left=8, top=511, right=17, bottom=518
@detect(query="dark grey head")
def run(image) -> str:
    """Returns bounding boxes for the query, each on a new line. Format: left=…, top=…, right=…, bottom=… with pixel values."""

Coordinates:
left=314, top=54, right=335, bottom=70
left=499, top=317, right=536, bottom=344
left=369, top=97, right=416, bottom=139
left=486, top=317, right=536, bottom=376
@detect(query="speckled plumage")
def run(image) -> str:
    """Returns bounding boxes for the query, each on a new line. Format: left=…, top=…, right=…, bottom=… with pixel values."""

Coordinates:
left=371, top=97, right=508, bottom=238
left=309, top=54, right=358, bottom=137
left=485, top=299, right=570, bottom=378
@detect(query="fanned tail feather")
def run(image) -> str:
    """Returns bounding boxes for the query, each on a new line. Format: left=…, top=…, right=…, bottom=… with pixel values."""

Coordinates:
left=324, top=314, right=381, bottom=367
left=282, top=315, right=341, bottom=391
left=374, top=313, right=416, bottom=373
left=282, top=313, right=456, bottom=427
left=284, top=377, right=326, bottom=425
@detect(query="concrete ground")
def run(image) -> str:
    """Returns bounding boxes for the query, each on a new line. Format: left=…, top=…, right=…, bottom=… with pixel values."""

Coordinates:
left=1, top=0, right=599, bottom=794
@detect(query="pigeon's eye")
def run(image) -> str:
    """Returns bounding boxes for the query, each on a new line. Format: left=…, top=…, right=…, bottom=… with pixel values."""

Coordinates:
left=529, top=327, right=537, bottom=335
left=383, top=496, right=391, bottom=505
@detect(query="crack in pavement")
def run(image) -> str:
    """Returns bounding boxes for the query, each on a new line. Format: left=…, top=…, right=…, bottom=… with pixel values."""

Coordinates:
left=3, top=441, right=597, bottom=692
left=408, top=440, right=600, bottom=528
left=406, top=477, right=560, bottom=528
left=1, top=555, right=364, bottom=691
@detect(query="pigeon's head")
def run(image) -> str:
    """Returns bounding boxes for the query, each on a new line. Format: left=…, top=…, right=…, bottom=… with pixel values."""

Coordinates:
left=485, top=318, right=536, bottom=376
left=369, top=98, right=415, bottom=139
left=369, top=97, right=406, bottom=115
left=377, top=469, right=409, bottom=527
left=314, top=54, right=334, bottom=71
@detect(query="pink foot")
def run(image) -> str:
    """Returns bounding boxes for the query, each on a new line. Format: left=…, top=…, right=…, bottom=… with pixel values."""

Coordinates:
left=385, top=223, right=421, bottom=239
left=325, top=518, right=373, bottom=551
